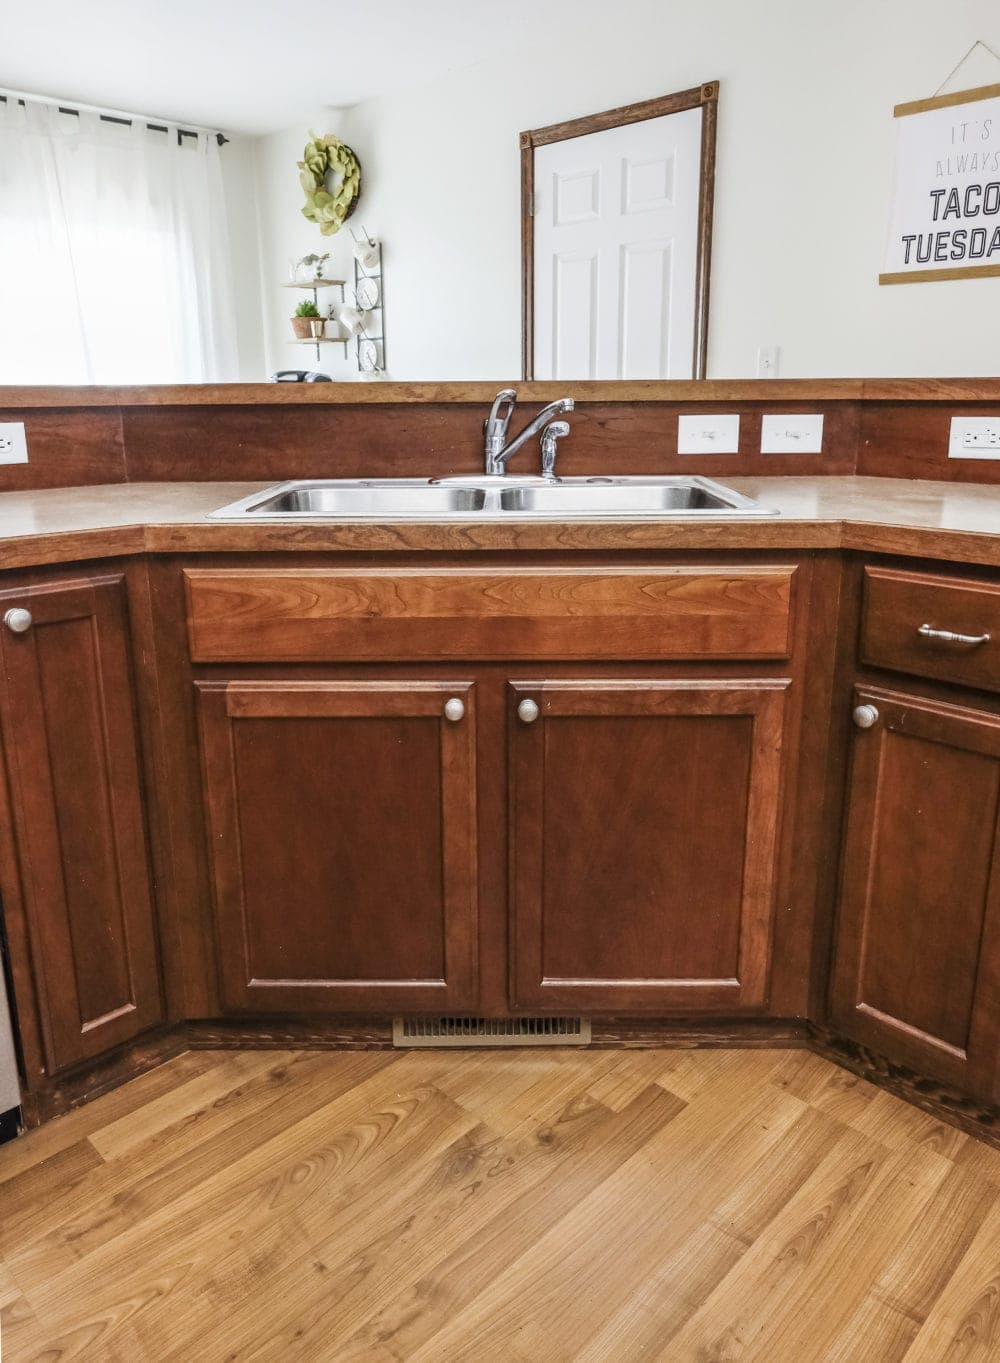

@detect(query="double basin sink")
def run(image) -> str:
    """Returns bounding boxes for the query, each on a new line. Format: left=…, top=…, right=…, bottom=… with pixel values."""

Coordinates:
left=211, top=475, right=777, bottom=521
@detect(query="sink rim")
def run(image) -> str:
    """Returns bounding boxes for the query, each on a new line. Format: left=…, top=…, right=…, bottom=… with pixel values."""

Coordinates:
left=209, top=474, right=779, bottom=521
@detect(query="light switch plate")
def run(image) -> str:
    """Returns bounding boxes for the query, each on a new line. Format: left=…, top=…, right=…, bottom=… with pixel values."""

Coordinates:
left=761, top=414, right=824, bottom=454
left=756, top=346, right=780, bottom=378
left=0, top=424, right=28, bottom=465
left=949, top=416, right=1000, bottom=459
left=677, top=414, right=740, bottom=454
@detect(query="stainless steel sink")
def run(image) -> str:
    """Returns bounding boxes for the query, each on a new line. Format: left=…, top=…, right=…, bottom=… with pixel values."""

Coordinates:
left=241, top=483, right=488, bottom=517
left=498, top=480, right=754, bottom=516
left=210, top=476, right=777, bottom=521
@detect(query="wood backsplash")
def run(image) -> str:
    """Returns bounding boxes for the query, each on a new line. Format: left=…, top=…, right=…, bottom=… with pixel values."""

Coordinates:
left=0, top=380, right=999, bottom=490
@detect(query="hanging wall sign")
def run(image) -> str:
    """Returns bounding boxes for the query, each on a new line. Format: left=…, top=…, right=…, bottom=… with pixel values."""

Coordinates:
left=881, top=82, right=1000, bottom=284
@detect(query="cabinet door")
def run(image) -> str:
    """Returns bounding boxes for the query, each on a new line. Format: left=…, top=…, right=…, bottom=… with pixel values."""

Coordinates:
left=831, top=687, right=1000, bottom=1103
left=509, top=680, right=788, bottom=1012
left=197, top=680, right=478, bottom=1013
left=0, top=575, right=162, bottom=1074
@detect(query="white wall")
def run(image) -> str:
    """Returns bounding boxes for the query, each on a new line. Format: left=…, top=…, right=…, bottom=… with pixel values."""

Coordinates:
left=219, top=136, right=268, bottom=381
left=254, top=111, right=360, bottom=381
left=252, top=0, right=1000, bottom=379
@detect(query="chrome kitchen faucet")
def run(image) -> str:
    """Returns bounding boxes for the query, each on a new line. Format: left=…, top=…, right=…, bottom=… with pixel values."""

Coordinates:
left=484, top=388, right=574, bottom=476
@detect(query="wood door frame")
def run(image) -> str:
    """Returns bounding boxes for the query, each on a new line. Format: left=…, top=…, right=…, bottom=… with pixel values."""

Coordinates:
left=520, top=81, right=719, bottom=381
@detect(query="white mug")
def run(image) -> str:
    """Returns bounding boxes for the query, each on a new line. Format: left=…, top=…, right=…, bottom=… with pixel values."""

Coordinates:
left=335, top=305, right=366, bottom=336
left=353, top=238, right=380, bottom=271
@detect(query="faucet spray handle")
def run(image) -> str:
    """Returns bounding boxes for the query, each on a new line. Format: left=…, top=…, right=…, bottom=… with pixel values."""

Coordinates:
left=540, top=419, right=570, bottom=479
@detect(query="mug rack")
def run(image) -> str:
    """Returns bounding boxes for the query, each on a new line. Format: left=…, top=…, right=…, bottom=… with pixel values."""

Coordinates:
left=351, top=228, right=385, bottom=375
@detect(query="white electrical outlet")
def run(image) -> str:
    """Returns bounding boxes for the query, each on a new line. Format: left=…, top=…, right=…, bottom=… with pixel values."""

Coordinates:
left=677, top=414, right=740, bottom=454
left=0, top=423, right=28, bottom=465
left=949, top=416, right=1000, bottom=459
left=761, top=414, right=824, bottom=454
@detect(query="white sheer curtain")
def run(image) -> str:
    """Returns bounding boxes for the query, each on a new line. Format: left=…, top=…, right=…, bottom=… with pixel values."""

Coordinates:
left=0, top=98, right=239, bottom=383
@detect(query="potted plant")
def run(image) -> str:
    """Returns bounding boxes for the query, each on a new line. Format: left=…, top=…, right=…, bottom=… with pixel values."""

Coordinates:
left=291, top=300, right=324, bottom=339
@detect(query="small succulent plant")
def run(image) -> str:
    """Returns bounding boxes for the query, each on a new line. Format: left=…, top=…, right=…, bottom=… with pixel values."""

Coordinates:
left=294, top=300, right=321, bottom=318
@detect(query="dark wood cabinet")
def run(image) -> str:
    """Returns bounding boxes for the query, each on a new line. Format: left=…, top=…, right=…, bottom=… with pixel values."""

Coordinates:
left=508, top=679, right=789, bottom=1012
left=0, top=574, right=163, bottom=1074
left=196, top=679, right=479, bottom=1013
left=831, top=686, right=1000, bottom=1103
left=196, top=671, right=791, bottom=1020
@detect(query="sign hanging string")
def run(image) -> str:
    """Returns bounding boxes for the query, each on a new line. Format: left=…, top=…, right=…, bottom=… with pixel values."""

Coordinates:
left=933, top=38, right=1000, bottom=96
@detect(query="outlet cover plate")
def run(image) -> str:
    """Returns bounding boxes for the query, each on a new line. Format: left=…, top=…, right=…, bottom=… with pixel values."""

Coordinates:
left=949, top=416, right=1000, bottom=459
left=761, top=413, right=824, bottom=454
left=0, top=424, right=28, bottom=465
left=677, top=414, right=740, bottom=454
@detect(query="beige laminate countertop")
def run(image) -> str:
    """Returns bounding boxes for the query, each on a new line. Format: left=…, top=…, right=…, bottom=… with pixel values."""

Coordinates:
left=1, top=476, right=999, bottom=569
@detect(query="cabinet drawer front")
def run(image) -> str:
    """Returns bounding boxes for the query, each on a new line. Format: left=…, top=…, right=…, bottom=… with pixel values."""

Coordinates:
left=184, top=566, right=797, bottom=663
left=862, top=567, right=1000, bottom=692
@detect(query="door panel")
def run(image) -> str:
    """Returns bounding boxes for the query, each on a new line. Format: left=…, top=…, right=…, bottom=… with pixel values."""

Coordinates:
left=509, top=680, right=788, bottom=1011
left=831, top=687, right=1000, bottom=1101
left=533, top=107, right=703, bottom=379
left=197, top=680, right=478, bottom=1013
left=0, top=575, right=162, bottom=1073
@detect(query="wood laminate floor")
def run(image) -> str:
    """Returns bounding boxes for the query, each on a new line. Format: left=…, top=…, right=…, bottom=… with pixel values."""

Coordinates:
left=1, top=1046, right=999, bottom=1361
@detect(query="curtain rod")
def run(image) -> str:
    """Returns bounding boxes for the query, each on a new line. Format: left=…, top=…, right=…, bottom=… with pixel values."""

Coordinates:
left=0, top=86, right=229, bottom=146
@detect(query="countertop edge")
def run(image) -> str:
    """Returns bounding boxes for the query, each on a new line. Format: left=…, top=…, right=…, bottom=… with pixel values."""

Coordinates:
left=4, top=518, right=1000, bottom=570
left=5, top=377, right=1000, bottom=408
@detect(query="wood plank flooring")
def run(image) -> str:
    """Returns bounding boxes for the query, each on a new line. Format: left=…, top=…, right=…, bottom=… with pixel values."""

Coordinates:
left=1, top=1046, right=999, bottom=1361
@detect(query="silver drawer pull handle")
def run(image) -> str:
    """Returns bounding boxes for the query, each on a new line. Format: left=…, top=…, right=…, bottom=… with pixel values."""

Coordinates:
left=517, top=698, right=540, bottom=724
left=917, top=623, right=990, bottom=647
left=443, top=697, right=465, bottom=722
left=4, top=608, right=32, bottom=634
left=853, top=704, right=879, bottom=730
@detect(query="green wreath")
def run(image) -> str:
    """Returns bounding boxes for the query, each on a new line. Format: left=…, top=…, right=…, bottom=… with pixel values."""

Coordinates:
left=298, top=131, right=361, bottom=237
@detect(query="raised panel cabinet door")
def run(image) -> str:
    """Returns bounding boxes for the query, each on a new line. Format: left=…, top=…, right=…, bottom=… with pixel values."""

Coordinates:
left=0, top=575, right=163, bottom=1074
left=831, top=687, right=1000, bottom=1103
left=508, top=679, right=789, bottom=1011
left=196, top=680, right=478, bottom=1013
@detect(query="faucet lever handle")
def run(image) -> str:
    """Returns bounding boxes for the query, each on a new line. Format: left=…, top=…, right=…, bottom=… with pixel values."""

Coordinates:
left=486, top=388, right=517, bottom=439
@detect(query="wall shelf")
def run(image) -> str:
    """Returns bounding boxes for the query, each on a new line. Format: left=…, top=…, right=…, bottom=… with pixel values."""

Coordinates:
left=284, top=275, right=347, bottom=364
left=282, top=279, right=346, bottom=289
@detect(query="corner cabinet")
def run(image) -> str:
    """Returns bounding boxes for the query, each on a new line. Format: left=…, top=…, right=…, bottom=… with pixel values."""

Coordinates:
left=0, top=574, right=163, bottom=1075
left=196, top=680, right=479, bottom=1012
left=831, top=686, right=1000, bottom=1104
left=508, top=680, right=789, bottom=1012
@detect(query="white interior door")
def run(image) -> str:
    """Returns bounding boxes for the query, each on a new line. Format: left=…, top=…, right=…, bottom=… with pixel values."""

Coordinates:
left=532, top=107, right=704, bottom=380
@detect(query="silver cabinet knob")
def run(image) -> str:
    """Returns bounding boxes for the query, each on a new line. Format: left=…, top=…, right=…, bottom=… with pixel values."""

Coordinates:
left=853, top=704, right=879, bottom=730
left=4, top=608, right=32, bottom=635
left=443, top=697, right=465, bottom=722
left=517, top=698, right=540, bottom=724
